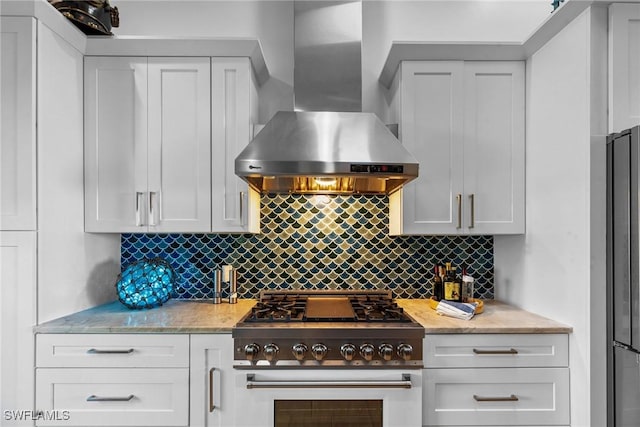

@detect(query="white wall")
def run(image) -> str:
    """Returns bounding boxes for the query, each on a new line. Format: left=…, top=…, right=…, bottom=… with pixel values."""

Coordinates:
left=494, top=7, right=608, bottom=427
left=112, top=0, right=294, bottom=123
left=37, top=22, right=120, bottom=323
left=362, top=0, right=550, bottom=120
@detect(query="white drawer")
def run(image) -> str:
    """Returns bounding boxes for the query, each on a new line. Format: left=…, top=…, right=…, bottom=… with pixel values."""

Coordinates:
left=423, top=367, right=570, bottom=426
left=424, top=334, right=568, bottom=368
left=35, top=368, right=189, bottom=426
left=36, top=334, right=189, bottom=368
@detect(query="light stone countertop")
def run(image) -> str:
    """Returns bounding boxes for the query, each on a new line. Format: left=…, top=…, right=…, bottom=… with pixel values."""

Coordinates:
left=398, top=299, right=572, bottom=334
left=33, top=299, right=256, bottom=334
left=34, top=298, right=572, bottom=334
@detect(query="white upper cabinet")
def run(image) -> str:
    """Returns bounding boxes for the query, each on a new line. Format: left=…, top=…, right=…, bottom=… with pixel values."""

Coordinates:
left=147, top=58, right=211, bottom=233
left=609, top=3, right=640, bottom=133
left=85, top=57, right=211, bottom=233
left=462, top=62, right=525, bottom=234
left=84, top=57, right=147, bottom=233
left=390, top=61, right=465, bottom=235
left=85, top=55, right=261, bottom=234
left=1, top=18, right=36, bottom=231
left=211, top=58, right=260, bottom=234
left=390, top=60, right=525, bottom=236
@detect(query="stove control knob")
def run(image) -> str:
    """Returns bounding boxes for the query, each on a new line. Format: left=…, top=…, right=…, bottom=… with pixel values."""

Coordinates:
left=263, top=343, right=280, bottom=362
left=311, top=343, right=328, bottom=361
left=360, top=343, right=375, bottom=361
left=244, top=343, right=261, bottom=362
left=340, top=344, right=357, bottom=361
left=292, top=343, right=308, bottom=361
left=397, top=343, right=413, bottom=361
left=379, top=343, right=394, bottom=361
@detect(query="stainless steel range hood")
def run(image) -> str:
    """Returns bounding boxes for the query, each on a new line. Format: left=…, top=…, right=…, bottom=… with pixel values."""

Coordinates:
left=235, top=1, right=418, bottom=195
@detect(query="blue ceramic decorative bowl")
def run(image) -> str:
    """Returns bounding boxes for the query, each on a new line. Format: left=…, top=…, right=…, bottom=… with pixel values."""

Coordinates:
left=116, top=258, right=176, bottom=309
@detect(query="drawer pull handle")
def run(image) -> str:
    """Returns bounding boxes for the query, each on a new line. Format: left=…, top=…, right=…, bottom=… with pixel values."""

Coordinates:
left=87, top=394, right=135, bottom=402
left=209, top=367, right=216, bottom=413
left=87, top=348, right=135, bottom=354
left=472, top=348, right=518, bottom=355
left=474, top=394, right=519, bottom=402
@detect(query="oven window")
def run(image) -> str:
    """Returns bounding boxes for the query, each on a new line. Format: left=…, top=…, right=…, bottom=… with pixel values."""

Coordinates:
left=274, top=400, right=382, bottom=427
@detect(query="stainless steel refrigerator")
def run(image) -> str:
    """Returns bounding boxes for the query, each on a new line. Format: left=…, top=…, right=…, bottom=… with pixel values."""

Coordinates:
left=607, top=125, right=640, bottom=427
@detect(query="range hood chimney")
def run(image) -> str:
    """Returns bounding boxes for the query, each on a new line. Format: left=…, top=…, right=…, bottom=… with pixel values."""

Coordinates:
left=235, top=1, right=418, bottom=195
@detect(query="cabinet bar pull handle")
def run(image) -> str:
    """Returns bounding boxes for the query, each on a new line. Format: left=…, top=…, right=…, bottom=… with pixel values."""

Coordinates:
left=472, top=348, right=518, bottom=355
left=456, top=194, right=462, bottom=229
left=149, top=191, right=157, bottom=226
left=469, top=193, right=475, bottom=228
left=135, top=192, right=144, bottom=226
left=87, top=394, right=135, bottom=402
left=87, top=348, right=134, bottom=354
left=209, top=367, right=216, bottom=412
left=239, top=191, right=245, bottom=226
left=473, top=394, right=519, bottom=402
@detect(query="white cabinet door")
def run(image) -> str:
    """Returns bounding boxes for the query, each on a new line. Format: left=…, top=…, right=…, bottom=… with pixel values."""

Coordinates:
left=424, top=333, right=569, bottom=368
left=0, top=232, right=36, bottom=425
left=190, top=335, right=236, bottom=427
left=36, top=334, right=189, bottom=368
left=84, top=56, right=148, bottom=233
left=463, top=61, right=525, bottom=234
left=390, top=60, right=524, bottom=235
left=148, top=58, right=211, bottom=233
left=35, top=368, right=189, bottom=426
left=0, top=18, right=36, bottom=231
left=85, top=57, right=211, bottom=233
left=211, top=58, right=260, bottom=233
left=423, top=367, right=570, bottom=426
left=391, top=61, right=464, bottom=235
left=609, top=3, right=640, bottom=133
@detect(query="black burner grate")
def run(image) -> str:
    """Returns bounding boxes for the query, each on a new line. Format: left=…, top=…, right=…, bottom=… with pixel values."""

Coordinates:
left=243, top=291, right=411, bottom=323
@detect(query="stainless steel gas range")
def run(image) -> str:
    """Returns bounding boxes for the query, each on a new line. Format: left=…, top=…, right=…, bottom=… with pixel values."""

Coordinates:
left=231, top=291, right=424, bottom=426
left=232, top=290, right=424, bottom=369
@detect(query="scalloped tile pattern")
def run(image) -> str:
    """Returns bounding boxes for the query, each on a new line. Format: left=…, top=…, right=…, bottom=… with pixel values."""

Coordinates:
left=121, top=195, right=494, bottom=300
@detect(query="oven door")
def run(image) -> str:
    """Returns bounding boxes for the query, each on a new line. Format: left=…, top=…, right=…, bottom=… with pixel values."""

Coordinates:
left=232, top=369, right=422, bottom=427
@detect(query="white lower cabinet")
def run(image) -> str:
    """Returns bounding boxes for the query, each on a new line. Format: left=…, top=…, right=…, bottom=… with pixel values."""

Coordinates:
left=35, top=334, right=190, bottom=427
left=189, top=334, right=236, bottom=427
left=1, top=232, right=36, bottom=426
left=424, top=367, right=569, bottom=426
left=35, top=368, right=189, bottom=427
left=422, top=334, right=570, bottom=427
left=35, top=333, right=237, bottom=427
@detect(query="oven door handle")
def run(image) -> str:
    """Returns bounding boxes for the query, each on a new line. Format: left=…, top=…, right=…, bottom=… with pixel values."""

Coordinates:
left=245, top=373, right=412, bottom=389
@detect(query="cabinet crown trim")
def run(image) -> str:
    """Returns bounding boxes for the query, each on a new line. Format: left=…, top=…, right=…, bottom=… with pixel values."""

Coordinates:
left=378, top=0, right=593, bottom=88
left=84, top=36, right=269, bottom=86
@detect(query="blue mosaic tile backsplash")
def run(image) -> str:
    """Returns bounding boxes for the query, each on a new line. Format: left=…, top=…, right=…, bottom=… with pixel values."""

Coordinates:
left=121, top=194, right=494, bottom=300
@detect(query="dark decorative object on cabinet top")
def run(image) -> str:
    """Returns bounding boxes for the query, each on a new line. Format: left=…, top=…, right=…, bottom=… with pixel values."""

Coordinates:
left=48, top=0, right=119, bottom=35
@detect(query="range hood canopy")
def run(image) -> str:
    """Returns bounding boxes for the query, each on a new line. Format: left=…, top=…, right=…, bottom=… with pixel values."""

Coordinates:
left=235, top=111, right=418, bottom=194
left=234, top=1, right=419, bottom=195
